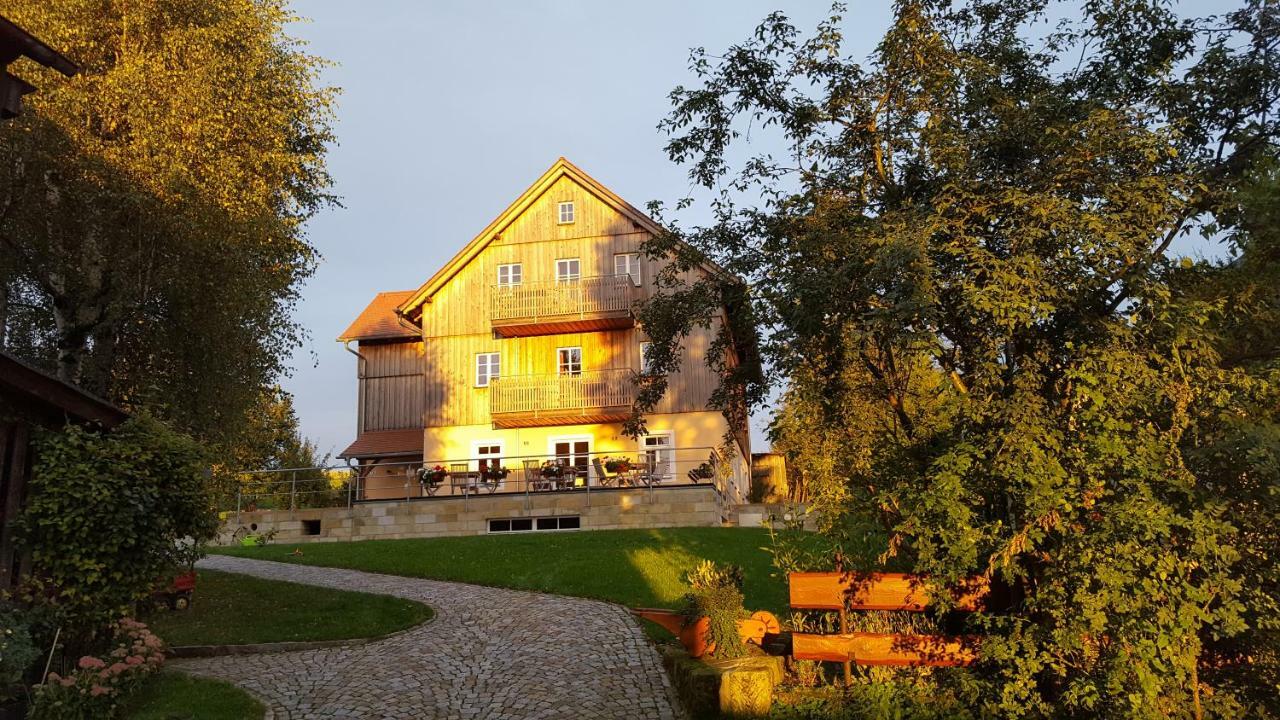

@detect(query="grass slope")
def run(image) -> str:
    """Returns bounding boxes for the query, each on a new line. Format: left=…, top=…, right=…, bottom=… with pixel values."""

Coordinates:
left=213, top=527, right=787, bottom=612
left=148, top=568, right=432, bottom=647
left=123, top=672, right=263, bottom=720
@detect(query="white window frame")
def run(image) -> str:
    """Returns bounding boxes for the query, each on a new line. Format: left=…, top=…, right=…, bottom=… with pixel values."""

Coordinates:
left=557, top=201, right=575, bottom=224
left=471, top=440, right=505, bottom=485
left=640, top=341, right=656, bottom=375
left=555, top=258, right=581, bottom=283
left=475, top=352, right=500, bottom=387
left=640, top=431, right=676, bottom=483
left=557, top=346, right=582, bottom=376
left=614, top=253, right=641, bottom=286
left=496, top=263, right=522, bottom=287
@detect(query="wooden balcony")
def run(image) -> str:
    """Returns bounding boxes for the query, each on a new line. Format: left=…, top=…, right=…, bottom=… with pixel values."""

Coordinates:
left=489, top=276, right=637, bottom=338
left=489, top=368, right=636, bottom=428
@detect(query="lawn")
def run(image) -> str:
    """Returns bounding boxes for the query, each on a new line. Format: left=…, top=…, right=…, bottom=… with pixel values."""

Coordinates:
left=122, top=672, right=263, bottom=720
left=147, top=568, right=432, bottom=646
left=213, top=527, right=789, bottom=612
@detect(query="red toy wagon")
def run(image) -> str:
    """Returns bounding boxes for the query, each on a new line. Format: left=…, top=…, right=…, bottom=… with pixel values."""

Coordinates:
left=155, top=570, right=197, bottom=611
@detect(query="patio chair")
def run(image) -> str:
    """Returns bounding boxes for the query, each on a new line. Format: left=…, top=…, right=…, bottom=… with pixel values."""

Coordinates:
left=591, top=457, right=614, bottom=487
left=522, top=459, right=551, bottom=492
left=634, top=455, right=658, bottom=487
left=449, top=463, right=477, bottom=494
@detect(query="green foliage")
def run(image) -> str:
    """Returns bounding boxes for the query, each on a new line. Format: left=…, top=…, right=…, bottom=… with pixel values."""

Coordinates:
left=681, top=560, right=749, bottom=659
left=18, top=416, right=218, bottom=636
left=644, top=1, right=1280, bottom=715
left=0, top=604, right=39, bottom=702
left=0, top=0, right=336, bottom=462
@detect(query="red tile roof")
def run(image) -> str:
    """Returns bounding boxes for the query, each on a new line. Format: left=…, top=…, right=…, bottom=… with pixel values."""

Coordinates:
left=338, top=429, right=423, bottom=459
left=338, top=291, right=417, bottom=341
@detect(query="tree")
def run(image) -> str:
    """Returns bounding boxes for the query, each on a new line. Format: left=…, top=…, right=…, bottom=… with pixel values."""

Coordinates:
left=0, top=0, right=336, bottom=455
left=642, top=1, right=1279, bottom=715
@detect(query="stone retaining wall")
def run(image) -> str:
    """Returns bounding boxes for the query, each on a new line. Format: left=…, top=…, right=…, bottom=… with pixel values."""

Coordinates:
left=218, top=486, right=726, bottom=544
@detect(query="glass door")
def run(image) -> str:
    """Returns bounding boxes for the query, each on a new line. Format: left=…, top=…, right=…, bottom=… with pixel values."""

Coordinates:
left=552, top=438, right=591, bottom=486
left=642, top=434, right=674, bottom=483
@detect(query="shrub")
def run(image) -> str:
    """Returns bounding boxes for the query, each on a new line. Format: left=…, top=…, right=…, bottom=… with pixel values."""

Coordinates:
left=681, top=560, right=749, bottom=659
left=28, top=618, right=165, bottom=720
left=0, top=604, right=39, bottom=702
left=18, top=414, right=219, bottom=637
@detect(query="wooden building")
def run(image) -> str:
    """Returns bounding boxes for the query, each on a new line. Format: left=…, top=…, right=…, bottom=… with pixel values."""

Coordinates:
left=339, top=158, right=754, bottom=501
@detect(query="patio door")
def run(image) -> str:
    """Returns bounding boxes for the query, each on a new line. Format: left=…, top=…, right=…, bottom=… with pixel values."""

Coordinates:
left=473, top=441, right=504, bottom=489
left=550, top=436, right=591, bottom=485
left=642, top=433, right=674, bottom=483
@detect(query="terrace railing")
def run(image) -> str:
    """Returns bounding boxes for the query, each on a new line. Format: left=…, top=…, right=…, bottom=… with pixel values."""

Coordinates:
left=489, top=275, right=636, bottom=324
left=489, top=368, right=635, bottom=418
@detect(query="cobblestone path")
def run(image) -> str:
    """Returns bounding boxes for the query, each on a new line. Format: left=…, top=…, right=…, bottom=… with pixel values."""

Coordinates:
left=171, top=555, right=684, bottom=720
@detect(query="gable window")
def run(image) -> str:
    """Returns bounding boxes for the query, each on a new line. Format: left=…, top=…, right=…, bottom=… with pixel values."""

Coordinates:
left=557, top=346, right=582, bottom=376
left=475, top=352, right=500, bottom=387
left=640, top=341, right=657, bottom=375
left=496, top=263, right=522, bottom=287
left=556, top=258, right=580, bottom=283
left=557, top=201, right=575, bottom=224
left=614, top=253, right=641, bottom=286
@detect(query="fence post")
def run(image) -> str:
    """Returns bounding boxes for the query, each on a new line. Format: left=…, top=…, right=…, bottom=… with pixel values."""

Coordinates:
left=235, top=485, right=242, bottom=526
left=290, top=470, right=298, bottom=512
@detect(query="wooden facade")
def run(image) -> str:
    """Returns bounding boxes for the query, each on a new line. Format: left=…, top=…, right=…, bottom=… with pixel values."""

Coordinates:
left=339, top=159, right=752, bottom=476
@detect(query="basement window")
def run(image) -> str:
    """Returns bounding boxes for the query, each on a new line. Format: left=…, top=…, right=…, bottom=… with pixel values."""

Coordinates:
left=488, top=515, right=581, bottom=534
left=301, top=519, right=321, bottom=536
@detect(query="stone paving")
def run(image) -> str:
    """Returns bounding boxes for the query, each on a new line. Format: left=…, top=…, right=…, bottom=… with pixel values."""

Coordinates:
left=171, top=555, right=685, bottom=720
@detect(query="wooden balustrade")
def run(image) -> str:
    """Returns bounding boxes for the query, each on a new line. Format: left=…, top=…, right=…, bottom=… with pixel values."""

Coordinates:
left=489, top=369, right=635, bottom=427
left=489, top=276, right=636, bottom=337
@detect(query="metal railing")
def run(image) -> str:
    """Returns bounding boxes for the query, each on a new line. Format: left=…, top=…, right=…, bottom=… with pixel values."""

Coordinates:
left=489, top=275, right=637, bottom=324
left=490, top=368, right=635, bottom=417
left=226, top=445, right=750, bottom=518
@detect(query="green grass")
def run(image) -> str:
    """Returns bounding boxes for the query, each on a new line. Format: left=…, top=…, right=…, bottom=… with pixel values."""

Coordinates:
left=212, top=527, right=788, bottom=613
left=147, top=569, right=433, bottom=647
left=122, top=671, right=263, bottom=720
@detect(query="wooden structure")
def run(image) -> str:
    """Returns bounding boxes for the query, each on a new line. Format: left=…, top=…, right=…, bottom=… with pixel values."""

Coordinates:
left=338, top=159, right=758, bottom=503
left=0, top=14, right=77, bottom=119
left=787, top=570, right=986, bottom=673
left=0, top=352, right=127, bottom=589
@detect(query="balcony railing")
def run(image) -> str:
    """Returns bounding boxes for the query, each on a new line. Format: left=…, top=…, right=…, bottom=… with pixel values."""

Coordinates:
left=489, top=368, right=635, bottom=421
left=489, top=275, right=637, bottom=325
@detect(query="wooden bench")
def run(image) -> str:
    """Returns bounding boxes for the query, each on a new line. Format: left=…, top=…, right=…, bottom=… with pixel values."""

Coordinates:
left=787, top=569, right=987, bottom=677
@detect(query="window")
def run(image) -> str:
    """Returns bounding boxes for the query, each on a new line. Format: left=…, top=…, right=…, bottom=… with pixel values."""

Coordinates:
left=557, top=201, right=575, bottom=224
left=551, top=437, right=591, bottom=480
left=557, top=347, right=582, bottom=376
left=642, top=433, right=675, bottom=482
left=556, top=258, right=580, bottom=283
left=301, top=519, right=321, bottom=536
left=614, top=253, right=641, bottom=286
left=640, top=341, right=657, bottom=375
left=475, top=352, right=500, bottom=387
left=496, top=263, right=522, bottom=286
left=473, top=442, right=503, bottom=473
left=488, top=515, right=581, bottom=533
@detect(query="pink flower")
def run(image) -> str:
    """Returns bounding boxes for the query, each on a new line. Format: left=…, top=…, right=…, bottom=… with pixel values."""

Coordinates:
left=109, top=662, right=129, bottom=675
left=90, top=685, right=111, bottom=697
left=45, top=672, right=61, bottom=683
left=125, top=655, right=144, bottom=666
left=78, top=656, right=106, bottom=670
left=59, top=677, right=75, bottom=687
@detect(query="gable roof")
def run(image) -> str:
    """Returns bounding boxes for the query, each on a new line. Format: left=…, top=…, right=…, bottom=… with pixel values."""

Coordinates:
left=0, top=350, right=127, bottom=428
left=338, top=428, right=422, bottom=460
left=396, top=157, right=665, bottom=320
left=338, top=290, right=417, bottom=342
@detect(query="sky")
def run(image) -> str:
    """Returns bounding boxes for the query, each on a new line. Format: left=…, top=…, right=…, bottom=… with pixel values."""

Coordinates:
left=280, top=0, right=1225, bottom=463
left=281, top=1, right=883, bottom=461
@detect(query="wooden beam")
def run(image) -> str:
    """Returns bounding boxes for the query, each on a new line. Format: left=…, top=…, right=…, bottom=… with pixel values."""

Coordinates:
left=791, top=632, right=980, bottom=667
left=788, top=572, right=989, bottom=612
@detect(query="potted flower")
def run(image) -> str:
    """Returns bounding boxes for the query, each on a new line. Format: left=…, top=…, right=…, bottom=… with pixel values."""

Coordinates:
left=689, top=462, right=715, bottom=482
left=603, top=457, right=632, bottom=473
left=539, top=461, right=565, bottom=479
left=481, top=465, right=509, bottom=482
left=418, top=465, right=447, bottom=485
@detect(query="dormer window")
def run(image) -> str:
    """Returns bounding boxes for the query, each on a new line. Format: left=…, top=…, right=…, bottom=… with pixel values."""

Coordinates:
left=557, top=201, right=575, bottom=224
